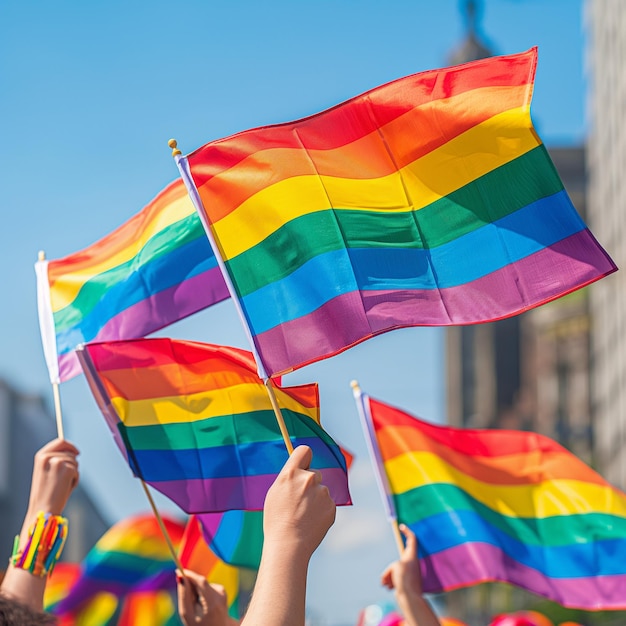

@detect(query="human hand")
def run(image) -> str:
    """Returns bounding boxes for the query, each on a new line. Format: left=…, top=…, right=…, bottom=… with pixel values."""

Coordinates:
left=25, top=438, right=79, bottom=519
left=176, top=569, right=235, bottom=626
left=380, top=524, right=423, bottom=597
left=262, top=445, right=336, bottom=560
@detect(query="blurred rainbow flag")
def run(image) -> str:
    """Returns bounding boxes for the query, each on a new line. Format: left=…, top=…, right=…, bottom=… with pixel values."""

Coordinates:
left=117, top=590, right=182, bottom=626
left=177, top=47, right=615, bottom=378
left=53, top=514, right=185, bottom=616
left=36, top=178, right=228, bottom=383
left=77, top=337, right=352, bottom=512
left=354, top=386, right=626, bottom=610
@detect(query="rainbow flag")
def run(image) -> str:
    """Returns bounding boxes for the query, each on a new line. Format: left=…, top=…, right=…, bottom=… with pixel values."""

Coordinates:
left=179, top=515, right=243, bottom=619
left=77, top=337, right=352, bottom=512
left=177, top=47, right=616, bottom=378
left=53, top=514, right=185, bottom=615
left=354, top=389, right=626, bottom=610
left=117, top=591, right=182, bottom=626
left=196, top=510, right=264, bottom=571
left=36, top=178, right=229, bottom=384
left=44, top=562, right=81, bottom=613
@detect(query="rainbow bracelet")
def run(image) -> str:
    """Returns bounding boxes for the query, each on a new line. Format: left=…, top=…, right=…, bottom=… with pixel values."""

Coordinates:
left=10, top=512, right=68, bottom=577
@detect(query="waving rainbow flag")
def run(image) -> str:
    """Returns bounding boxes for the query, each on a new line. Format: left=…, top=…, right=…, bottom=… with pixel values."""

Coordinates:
left=177, top=47, right=615, bottom=378
left=354, top=387, right=626, bottom=610
left=53, top=514, right=185, bottom=616
left=36, top=178, right=229, bottom=383
left=77, top=337, right=351, bottom=512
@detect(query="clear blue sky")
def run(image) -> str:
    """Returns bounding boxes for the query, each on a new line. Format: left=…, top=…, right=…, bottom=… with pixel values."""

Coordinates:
left=0, top=1, right=585, bottom=623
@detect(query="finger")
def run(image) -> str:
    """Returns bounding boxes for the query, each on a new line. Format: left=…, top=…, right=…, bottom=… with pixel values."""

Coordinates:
left=399, top=524, right=417, bottom=560
left=284, top=445, right=313, bottom=471
left=176, top=571, right=195, bottom=622
left=38, top=439, right=80, bottom=457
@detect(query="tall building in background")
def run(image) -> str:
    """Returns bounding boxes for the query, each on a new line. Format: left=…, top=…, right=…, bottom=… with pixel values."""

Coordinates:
left=0, top=378, right=109, bottom=568
left=586, top=0, right=626, bottom=489
left=443, top=2, right=596, bottom=621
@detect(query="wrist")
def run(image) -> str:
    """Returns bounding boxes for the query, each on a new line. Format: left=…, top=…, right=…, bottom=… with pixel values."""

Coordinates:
left=11, top=512, right=68, bottom=578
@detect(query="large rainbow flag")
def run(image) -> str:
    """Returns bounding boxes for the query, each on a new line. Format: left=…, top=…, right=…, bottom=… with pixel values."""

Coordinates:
left=36, top=178, right=228, bottom=384
left=177, top=47, right=616, bottom=378
left=53, top=514, right=185, bottom=616
left=77, top=337, right=351, bottom=512
left=354, top=388, right=626, bottom=610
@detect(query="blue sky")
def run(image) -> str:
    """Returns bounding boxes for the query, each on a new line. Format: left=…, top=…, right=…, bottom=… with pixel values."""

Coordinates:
left=1, top=1, right=585, bottom=623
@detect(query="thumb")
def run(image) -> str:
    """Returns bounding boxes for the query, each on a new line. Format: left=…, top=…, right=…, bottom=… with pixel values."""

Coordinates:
left=283, top=445, right=313, bottom=472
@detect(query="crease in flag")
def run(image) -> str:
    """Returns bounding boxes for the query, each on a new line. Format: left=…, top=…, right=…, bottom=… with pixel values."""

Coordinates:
left=355, top=386, right=626, bottom=610
left=176, top=47, right=616, bottom=378
left=36, top=178, right=229, bottom=384
left=77, top=337, right=352, bottom=513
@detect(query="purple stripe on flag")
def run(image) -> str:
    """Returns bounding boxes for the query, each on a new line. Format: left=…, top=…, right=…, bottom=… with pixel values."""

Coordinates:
left=60, top=266, right=230, bottom=381
left=253, top=229, right=617, bottom=376
left=420, top=541, right=626, bottom=610
left=150, top=467, right=352, bottom=513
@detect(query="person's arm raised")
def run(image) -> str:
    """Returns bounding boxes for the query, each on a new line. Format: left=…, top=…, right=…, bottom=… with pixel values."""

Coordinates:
left=0, top=438, right=79, bottom=612
left=241, top=445, right=336, bottom=626
left=380, top=524, right=441, bottom=626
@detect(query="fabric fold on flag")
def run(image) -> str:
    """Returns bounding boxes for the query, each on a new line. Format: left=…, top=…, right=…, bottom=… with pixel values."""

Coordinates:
left=358, top=389, right=626, bottom=610
left=178, top=47, right=616, bottom=378
left=77, top=337, right=352, bottom=513
left=36, top=178, right=229, bottom=383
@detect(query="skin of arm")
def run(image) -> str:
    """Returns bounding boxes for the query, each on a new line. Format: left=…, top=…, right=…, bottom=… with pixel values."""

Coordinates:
left=176, top=568, right=239, bottom=626
left=240, top=445, right=336, bottom=626
left=380, top=524, right=441, bottom=626
left=0, top=438, right=79, bottom=613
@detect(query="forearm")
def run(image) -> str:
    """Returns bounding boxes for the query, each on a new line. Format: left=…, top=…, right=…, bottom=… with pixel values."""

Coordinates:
left=241, top=543, right=309, bottom=626
left=396, top=589, right=440, bottom=626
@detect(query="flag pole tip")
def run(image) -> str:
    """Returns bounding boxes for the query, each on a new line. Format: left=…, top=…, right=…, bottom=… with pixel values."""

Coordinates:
left=168, top=138, right=181, bottom=157
left=350, top=379, right=360, bottom=390
left=38, top=250, right=45, bottom=261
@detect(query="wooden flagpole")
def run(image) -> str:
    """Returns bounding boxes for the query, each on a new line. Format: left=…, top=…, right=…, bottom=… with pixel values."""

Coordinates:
left=140, top=480, right=185, bottom=572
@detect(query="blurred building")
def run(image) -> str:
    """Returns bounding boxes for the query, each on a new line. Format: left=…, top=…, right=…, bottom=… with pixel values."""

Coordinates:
left=0, top=378, right=109, bottom=567
left=442, top=1, right=596, bottom=622
left=586, top=0, right=626, bottom=490
left=446, top=148, right=593, bottom=462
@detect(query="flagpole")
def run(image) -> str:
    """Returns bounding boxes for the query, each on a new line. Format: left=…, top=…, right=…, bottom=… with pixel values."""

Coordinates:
left=351, top=380, right=404, bottom=555
left=140, top=480, right=185, bottom=573
left=51, top=382, right=65, bottom=440
left=37, top=250, right=65, bottom=439
left=169, top=139, right=294, bottom=454
left=264, top=379, right=294, bottom=454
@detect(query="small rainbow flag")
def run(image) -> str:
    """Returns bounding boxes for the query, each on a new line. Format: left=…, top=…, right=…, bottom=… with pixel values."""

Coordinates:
left=177, top=47, right=615, bottom=378
left=53, top=514, right=185, bottom=616
left=77, top=337, right=351, bottom=513
left=354, top=388, right=626, bottom=610
left=36, top=178, right=228, bottom=383
left=179, top=515, right=243, bottom=619
left=196, top=510, right=264, bottom=571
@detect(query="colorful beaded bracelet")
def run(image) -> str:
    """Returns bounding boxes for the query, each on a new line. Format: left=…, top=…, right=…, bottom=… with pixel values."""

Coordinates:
left=10, top=511, right=69, bottom=577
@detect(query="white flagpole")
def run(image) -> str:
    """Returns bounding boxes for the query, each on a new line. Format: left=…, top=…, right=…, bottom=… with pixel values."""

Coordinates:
left=351, top=380, right=404, bottom=554
left=35, top=251, right=64, bottom=439
left=169, top=139, right=293, bottom=454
